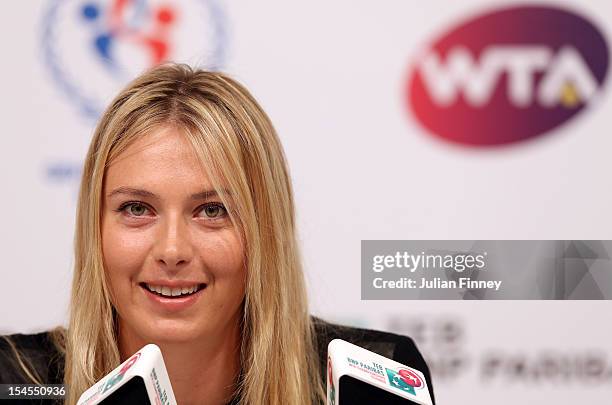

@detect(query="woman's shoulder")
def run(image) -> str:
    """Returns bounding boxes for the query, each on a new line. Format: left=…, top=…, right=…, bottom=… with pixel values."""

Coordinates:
left=0, top=330, right=65, bottom=384
left=311, top=316, right=435, bottom=402
left=312, top=317, right=420, bottom=359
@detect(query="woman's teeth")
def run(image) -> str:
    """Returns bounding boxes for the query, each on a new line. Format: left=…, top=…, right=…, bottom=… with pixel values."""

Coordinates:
left=145, top=283, right=201, bottom=297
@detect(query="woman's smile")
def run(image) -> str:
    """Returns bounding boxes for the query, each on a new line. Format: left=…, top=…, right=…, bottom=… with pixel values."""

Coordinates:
left=140, top=281, right=207, bottom=313
left=141, top=282, right=205, bottom=297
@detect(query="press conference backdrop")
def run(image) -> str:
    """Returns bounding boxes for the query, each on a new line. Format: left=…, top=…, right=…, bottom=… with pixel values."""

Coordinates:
left=1, top=1, right=611, bottom=404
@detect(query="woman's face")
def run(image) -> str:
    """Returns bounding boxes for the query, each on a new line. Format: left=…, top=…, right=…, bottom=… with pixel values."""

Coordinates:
left=101, top=126, right=245, bottom=345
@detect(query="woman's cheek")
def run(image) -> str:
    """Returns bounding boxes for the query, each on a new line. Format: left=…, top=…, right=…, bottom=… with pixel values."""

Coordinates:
left=198, top=230, right=245, bottom=277
left=103, top=221, right=152, bottom=279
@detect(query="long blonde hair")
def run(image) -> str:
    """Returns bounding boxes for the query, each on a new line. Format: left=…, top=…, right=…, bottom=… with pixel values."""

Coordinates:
left=61, top=63, right=324, bottom=404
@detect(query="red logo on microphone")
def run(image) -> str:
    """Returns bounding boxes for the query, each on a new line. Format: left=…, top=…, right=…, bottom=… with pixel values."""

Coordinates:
left=398, top=368, right=424, bottom=388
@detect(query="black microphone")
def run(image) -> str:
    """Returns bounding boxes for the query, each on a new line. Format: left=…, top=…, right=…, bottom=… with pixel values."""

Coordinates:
left=327, top=339, right=433, bottom=405
left=77, top=344, right=177, bottom=405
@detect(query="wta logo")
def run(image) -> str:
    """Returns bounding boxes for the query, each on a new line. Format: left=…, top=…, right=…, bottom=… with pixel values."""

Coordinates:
left=407, top=5, right=609, bottom=146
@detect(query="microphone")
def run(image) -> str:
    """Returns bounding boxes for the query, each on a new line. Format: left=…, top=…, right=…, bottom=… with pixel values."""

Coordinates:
left=77, top=344, right=177, bottom=405
left=327, top=339, right=433, bottom=405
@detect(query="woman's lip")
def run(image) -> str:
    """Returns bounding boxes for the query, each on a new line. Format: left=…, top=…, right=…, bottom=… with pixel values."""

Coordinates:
left=141, top=284, right=205, bottom=312
left=140, top=281, right=206, bottom=289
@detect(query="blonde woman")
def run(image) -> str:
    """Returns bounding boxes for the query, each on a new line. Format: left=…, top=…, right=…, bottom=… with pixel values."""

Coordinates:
left=0, top=63, right=434, bottom=405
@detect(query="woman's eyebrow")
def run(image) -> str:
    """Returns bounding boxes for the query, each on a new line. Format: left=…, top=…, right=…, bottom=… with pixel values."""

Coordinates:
left=107, top=187, right=158, bottom=199
left=106, top=187, right=224, bottom=200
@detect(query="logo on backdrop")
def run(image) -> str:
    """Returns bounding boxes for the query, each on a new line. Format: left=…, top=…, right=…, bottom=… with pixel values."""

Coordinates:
left=407, top=5, right=609, bottom=146
left=41, top=0, right=227, bottom=119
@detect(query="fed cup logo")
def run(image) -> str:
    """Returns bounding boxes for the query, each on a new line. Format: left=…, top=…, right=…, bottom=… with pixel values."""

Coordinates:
left=407, top=5, right=609, bottom=146
left=41, top=0, right=227, bottom=119
left=102, top=352, right=141, bottom=394
left=385, top=367, right=424, bottom=395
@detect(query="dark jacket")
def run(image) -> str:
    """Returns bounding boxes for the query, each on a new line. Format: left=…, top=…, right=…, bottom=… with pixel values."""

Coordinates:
left=0, top=318, right=435, bottom=404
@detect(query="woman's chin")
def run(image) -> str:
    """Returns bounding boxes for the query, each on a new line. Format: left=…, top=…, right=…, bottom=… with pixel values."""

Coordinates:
left=151, top=321, right=206, bottom=343
left=135, top=318, right=209, bottom=345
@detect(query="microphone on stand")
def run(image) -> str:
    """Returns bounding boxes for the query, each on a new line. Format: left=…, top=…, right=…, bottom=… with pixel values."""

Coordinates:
left=76, top=344, right=177, bottom=405
left=327, top=339, right=433, bottom=405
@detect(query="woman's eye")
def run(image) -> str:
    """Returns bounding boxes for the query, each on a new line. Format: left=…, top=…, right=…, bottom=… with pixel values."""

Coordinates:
left=121, top=203, right=150, bottom=217
left=199, top=204, right=227, bottom=219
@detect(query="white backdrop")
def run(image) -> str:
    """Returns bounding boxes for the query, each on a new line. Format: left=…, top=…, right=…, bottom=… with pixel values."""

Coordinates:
left=1, top=1, right=611, bottom=404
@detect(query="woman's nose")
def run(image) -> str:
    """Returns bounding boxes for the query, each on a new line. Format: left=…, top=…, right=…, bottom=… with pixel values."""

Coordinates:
left=153, top=214, right=194, bottom=270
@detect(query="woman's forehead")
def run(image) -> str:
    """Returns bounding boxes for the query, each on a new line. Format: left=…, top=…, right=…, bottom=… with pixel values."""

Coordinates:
left=108, top=126, right=191, bottom=165
left=103, top=127, right=221, bottom=199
